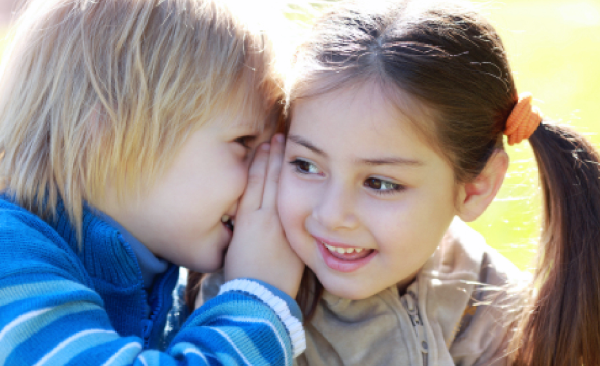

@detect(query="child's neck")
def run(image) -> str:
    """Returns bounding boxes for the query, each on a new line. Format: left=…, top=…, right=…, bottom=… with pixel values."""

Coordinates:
left=397, top=272, right=418, bottom=296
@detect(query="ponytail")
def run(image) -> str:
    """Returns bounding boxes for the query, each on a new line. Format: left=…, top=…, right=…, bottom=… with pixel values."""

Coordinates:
left=512, top=121, right=600, bottom=366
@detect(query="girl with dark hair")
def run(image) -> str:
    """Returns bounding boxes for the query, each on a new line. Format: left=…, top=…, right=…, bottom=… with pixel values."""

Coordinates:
left=273, top=0, right=600, bottom=365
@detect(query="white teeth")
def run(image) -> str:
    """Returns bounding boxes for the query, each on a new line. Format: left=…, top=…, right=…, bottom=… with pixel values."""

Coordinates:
left=322, top=241, right=366, bottom=255
left=221, top=215, right=230, bottom=223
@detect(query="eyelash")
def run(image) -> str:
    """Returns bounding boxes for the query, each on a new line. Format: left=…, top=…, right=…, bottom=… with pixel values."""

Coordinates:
left=289, top=158, right=320, bottom=174
left=363, top=178, right=405, bottom=195
left=234, top=135, right=255, bottom=149
left=289, top=158, right=405, bottom=195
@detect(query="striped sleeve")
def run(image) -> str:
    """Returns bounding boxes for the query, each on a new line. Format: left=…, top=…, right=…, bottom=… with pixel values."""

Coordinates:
left=167, top=281, right=304, bottom=366
left=0, top=233, right=304, bottom=365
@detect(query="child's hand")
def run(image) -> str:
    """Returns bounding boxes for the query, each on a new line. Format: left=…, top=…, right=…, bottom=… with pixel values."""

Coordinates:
left=224, top=134, right=304, bottom=298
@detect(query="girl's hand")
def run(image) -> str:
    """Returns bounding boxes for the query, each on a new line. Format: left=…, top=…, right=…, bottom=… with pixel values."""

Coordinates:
left=224, top=134, right=304, bottom=298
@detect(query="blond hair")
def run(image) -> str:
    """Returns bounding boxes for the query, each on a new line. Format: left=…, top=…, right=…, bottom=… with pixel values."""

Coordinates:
left=0, top=0, right=282, bottom=241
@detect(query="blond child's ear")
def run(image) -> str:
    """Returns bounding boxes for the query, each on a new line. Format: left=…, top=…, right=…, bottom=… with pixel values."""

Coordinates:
left=456, top=149, right=509, bottom=222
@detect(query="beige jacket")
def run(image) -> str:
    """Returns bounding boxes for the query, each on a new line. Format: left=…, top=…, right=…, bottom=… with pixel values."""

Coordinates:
left=198, top=219, right=525, bottom=366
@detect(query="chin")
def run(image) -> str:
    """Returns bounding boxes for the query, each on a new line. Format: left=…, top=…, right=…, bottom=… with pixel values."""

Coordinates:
left=191, top=263, right=223, bottom=274
left=318, top=277, right=378, bottom=300
left=187, top=255, right=224, bottom=274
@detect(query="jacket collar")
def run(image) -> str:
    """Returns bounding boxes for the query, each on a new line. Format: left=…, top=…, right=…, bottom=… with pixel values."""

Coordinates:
left=51, top=200, right=142, bottom=286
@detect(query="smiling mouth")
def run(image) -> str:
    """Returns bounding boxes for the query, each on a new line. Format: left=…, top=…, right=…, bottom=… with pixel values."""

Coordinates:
left=320, top=241, right=374, bottom=260
left=221, top=215, right=235, bottom=232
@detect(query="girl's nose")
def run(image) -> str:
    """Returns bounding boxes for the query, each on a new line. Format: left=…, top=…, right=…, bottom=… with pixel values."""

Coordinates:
left=311, top=181, right=359, bottom=231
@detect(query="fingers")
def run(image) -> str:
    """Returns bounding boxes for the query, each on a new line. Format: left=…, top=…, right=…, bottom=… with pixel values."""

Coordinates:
left=239, top=142, right=270, bottom=212
left=262, top=134, right=285, bottom=209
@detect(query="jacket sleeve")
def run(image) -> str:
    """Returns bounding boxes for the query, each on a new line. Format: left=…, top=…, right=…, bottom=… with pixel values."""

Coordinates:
left=0, top=218, right=304, bottom=366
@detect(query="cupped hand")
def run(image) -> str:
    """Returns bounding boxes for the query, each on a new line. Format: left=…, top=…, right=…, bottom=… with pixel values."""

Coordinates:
left=224, top=134, right=304, bottom=298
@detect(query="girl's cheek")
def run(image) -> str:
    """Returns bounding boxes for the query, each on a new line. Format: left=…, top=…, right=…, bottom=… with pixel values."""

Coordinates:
left=278, top=172, right=309, bottom=230
left=234, top=159, right=252, bottom=195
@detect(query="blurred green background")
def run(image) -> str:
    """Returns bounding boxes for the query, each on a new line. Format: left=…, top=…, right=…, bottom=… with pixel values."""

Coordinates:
left=1, top=0, right=598, bottom=271
left=458, top=0, right=600, bottom=271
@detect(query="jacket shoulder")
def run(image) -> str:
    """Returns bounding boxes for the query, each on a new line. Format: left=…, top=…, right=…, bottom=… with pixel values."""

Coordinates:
left=0, top=199, right=86, bottom=283
left=439, top=220, right=527, bottom=366
left=424, top=218, right=523, bottom=286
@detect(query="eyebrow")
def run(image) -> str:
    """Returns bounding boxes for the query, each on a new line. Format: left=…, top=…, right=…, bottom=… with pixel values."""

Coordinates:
left=288, top=134, right=424, bottom=167
left=288, top=134, right=327, bottom=157
left=357, top=157, right=424, bottom=166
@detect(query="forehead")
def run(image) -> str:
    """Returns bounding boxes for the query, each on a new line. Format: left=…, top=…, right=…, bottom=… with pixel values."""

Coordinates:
left=205, top=67, right=280, bottom=134
left=289, top=83, right=438, bottom=160
left=208, top=101, right=276, bottom=134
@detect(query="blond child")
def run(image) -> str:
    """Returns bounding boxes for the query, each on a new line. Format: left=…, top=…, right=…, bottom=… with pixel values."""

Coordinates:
left=0, top=0, right=305, bottom=365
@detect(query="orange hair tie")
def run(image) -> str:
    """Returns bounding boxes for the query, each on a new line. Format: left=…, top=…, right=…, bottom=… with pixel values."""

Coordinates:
left=504, top=92, right=543, bottom=146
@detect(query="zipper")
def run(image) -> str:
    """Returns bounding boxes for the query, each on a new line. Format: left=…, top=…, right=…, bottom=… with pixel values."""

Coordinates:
left=141, top=319, right=153, bottom=349
left=116, top=233, right=154, bottom=349
left=141, top=284, right=162, bottom=349
left=141, top=265, right=178, bottom=349
left=401, top=291, right=429, bottom=366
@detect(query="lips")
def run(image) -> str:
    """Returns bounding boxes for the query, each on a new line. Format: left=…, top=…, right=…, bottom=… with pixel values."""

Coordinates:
left=314, top=237, right=376, bottom=273
left=221, top=214, right=235, bottom=233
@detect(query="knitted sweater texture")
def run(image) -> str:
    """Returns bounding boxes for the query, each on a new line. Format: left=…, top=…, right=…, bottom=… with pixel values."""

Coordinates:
left=0, top=197, right=303, bottom=365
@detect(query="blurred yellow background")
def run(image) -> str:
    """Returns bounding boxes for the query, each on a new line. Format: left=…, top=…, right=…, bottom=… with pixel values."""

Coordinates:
left=1, top=0, right=598, bottom=271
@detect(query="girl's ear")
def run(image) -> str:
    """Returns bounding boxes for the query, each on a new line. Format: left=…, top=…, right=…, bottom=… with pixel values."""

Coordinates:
left=456, top=149, right=509, bottom=222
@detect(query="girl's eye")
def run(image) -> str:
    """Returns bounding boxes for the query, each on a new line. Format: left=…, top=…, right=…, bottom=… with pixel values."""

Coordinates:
left=364, top=178, right=403, bottom=194
left=289, top=159, right=321, bottom=174
left=234, top=135, right=256, bottom=149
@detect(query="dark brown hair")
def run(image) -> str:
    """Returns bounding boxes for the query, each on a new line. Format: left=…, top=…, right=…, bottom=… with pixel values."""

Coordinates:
left=287, top=1, right=600, bottom=365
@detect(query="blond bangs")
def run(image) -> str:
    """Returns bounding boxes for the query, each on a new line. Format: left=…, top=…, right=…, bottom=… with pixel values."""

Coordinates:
left=0, top=0, right=282, bottom=242
left=191, top=22, right=283, bottom=134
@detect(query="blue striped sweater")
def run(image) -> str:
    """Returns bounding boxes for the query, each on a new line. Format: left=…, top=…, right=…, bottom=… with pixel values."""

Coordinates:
left=0, top=197, right=305, bottom=365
